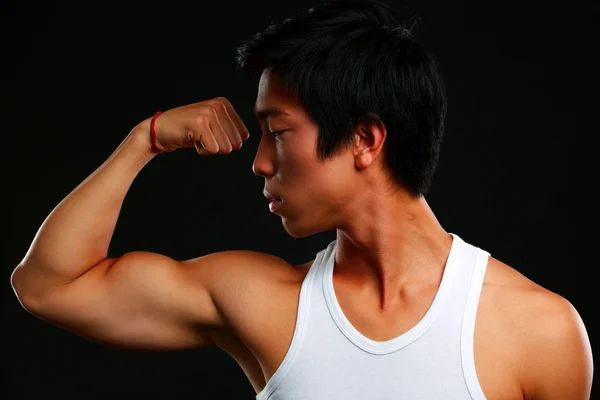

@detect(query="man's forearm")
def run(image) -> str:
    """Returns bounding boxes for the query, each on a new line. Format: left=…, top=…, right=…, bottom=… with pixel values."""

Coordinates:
left=12, top=118, right=158, bottom=297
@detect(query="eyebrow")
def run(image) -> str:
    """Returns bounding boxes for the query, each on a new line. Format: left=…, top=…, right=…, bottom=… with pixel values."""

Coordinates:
left=254, top=107, right=290, bottom=121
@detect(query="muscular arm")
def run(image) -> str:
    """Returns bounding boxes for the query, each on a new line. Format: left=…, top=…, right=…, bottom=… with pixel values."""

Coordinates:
left=10, top=120, right=231, bottom=350
left=10, top=99, right=253, bottom=351
left=11, top=118, right=157, bottom=297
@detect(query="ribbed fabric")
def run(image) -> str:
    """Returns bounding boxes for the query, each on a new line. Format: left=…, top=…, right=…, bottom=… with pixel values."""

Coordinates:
left=256, top=233, right=490, bottom=400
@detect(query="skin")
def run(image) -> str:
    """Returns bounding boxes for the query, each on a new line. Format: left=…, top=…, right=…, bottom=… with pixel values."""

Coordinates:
left=249, top=69, right=593, bottom=399
left=12, top=68, right=592, bottom=399
left=253, top=69, right=454, bottom=311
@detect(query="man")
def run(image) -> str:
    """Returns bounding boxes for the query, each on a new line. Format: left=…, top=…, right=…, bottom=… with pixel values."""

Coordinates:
left=11, top=0, right=592, bottom=399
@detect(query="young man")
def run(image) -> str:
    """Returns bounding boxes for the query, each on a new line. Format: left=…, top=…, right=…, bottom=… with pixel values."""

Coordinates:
left=11, top=0, right=592, bottom=399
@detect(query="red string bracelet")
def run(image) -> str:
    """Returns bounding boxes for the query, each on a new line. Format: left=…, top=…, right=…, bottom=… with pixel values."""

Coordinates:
left=150, top=111, right=164, bottom=154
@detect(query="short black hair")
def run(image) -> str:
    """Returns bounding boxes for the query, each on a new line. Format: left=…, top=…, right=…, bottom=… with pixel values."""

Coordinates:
left=235, top=0, right=447, bottom=198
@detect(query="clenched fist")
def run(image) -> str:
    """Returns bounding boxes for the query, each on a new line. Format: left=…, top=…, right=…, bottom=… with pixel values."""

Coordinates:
left=141, top=97, right=251, bottom=155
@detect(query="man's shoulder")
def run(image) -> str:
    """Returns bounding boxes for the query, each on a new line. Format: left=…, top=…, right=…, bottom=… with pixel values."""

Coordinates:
left=482, top=257, right=593, bottom=398
left=484, top=256, right=579, bottom=336
left=227, top=249, right=315, bottom=279
left=484, top=256, right=575, bottom=316
left=184, top=249, right=305, bottom=284
left=185, top=249, right=310, bottom=313
left=191, top=250, right=313, bottom=354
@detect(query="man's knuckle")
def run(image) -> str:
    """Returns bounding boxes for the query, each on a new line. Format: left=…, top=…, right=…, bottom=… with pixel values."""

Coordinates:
left=195, top=114, right=209, bottom=126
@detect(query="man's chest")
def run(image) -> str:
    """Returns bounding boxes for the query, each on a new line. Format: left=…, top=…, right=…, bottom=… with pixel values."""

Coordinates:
left=218, top=261, right=529, bottom=399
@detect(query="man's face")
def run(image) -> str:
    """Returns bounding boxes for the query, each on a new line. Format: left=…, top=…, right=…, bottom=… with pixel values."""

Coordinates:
left=252, top=69, right=357, bottom=238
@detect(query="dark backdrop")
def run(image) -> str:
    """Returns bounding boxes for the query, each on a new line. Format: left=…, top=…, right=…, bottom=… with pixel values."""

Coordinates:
left=3, top=0, right=594, bottom=398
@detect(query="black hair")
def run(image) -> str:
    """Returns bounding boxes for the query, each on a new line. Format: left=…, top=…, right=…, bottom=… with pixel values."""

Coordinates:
left=235, top=0, right=447, bottom=198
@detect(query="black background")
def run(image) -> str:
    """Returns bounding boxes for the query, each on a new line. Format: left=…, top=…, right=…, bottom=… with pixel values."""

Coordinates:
left=3, top=0, right=595, bottom=398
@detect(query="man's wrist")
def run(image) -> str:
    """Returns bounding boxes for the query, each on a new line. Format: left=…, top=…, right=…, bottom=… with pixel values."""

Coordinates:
left=130, top=118, right=161, bottom=159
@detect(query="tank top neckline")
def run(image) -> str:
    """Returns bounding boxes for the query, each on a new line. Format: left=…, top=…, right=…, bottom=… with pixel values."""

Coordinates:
left=321, top=232, right=463, bottom=355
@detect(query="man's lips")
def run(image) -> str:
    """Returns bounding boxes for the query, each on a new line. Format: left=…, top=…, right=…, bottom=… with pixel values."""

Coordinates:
left=269, top=198, right=283, bottom=212
left=263, top=189, right=282, bottom=202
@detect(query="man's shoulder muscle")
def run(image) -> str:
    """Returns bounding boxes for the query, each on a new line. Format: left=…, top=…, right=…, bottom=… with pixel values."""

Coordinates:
left=482, top=257, right=593, bottom=398
left=184, top=250, right=304, bottom=335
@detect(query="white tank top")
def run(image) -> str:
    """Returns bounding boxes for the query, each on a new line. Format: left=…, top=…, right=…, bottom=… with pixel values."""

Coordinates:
left=256, top=233, right=491, bottom=400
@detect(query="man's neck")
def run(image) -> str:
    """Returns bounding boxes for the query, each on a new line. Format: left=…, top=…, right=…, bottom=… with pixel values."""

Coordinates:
left=334, top=196, right=453, bottom=310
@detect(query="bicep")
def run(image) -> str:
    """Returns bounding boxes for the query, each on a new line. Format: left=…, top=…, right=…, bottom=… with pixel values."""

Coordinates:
left=23, top=251, right=225, bottom=351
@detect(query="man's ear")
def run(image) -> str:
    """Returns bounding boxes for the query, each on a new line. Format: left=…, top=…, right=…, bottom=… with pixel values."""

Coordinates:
left=353, top=119, right=387, bottom=169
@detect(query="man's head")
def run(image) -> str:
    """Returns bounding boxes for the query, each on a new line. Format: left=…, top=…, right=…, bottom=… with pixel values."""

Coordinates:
left=235, top=0, right=447, bottom=238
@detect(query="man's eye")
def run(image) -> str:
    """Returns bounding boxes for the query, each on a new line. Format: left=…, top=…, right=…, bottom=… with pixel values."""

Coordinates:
left=269, top=130, right=285, bottom=137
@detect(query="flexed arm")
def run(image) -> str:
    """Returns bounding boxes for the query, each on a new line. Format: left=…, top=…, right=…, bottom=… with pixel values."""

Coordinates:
left=10, top=98, right=253, bottom=351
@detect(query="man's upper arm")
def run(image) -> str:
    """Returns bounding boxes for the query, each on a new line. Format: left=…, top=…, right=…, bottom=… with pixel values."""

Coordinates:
left=524, top=293, right=593, bottom=399
left=19, top=250, right=257, bottom=351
